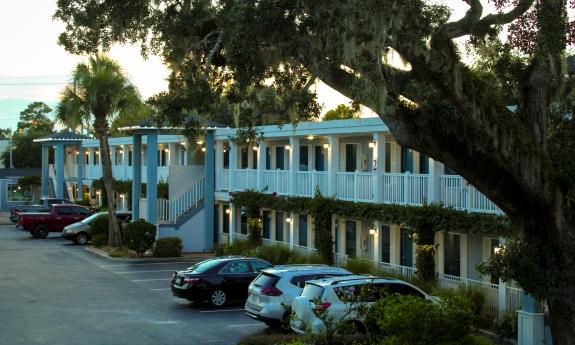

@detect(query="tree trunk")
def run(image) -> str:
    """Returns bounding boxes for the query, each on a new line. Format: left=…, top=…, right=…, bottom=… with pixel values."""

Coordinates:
left=95, top=122, right=122, bottom=247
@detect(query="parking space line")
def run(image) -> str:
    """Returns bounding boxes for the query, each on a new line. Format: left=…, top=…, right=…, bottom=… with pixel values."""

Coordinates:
left=227, top=323, right=263, bottom=328
left=131, top=278, right=169, bottom=282
left=198, top=309, right=244, bottom=313
left=150, top=288, right=171, bottom=291
left=115, top=270, right=175, bottom=274
left=99, top=261, right=196, bottom=267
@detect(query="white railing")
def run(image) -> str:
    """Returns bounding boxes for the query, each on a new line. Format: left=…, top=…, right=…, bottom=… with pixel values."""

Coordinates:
left=263, top=169, right=290, bottom=195
left=234, top=233, right=248, bottom=241
left=263, top=237, right=291, bottom=249
left=293, top=244, right=318, bottom=256
left=379, top=261, right=418, bottom=281
left=336, top=172, right=375, bottom=202
left=157, top=198, right=170, bottom=222
left=217, top=169, right=229, bottom=191
left=296, top=171, right=329, bottom=197
left=334, top=253, right=349, bottom=266
left=234, top=169, right=257, bottom=191
left=440, top=176, right=501, bottom=214
left=407, top=174, right=429, bottom=205
left=507, top=286, right=522, bottom=311
left=168, top=177, right=205, bottom=222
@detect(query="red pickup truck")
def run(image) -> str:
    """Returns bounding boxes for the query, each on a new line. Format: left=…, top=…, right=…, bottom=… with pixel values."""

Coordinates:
left=19, top=204, right=93, bottom=239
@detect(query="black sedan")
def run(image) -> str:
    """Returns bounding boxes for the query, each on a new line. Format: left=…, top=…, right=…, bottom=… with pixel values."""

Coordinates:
left=171, top=257, right=272, bottom=307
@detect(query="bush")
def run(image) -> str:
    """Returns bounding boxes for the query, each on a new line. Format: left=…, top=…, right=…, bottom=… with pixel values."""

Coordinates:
left=366, top=294, right=476, bottom=345
left=75, top=199, right=92, bottom=207
left=237, top=334, right=369, bottom=345
left=154, top=237, right=183, bottom=257
left=247, top=218, right=263, bottom=246
left=495, top=310, right=518, bottom=339
left=343, top=257, right=378, bottom=275
left=89, top=215, right=109, bottom=246
left=122, top=219, right=156, bottom=256
left=220, top=239, right=254, bottom=256
left=254, top=244, right=292, bottom=264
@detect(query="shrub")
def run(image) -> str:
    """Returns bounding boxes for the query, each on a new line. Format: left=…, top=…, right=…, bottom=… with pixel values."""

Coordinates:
left=237, top=334, right=369, bottom=345
left=122, top=219, right=156, bottom=256
left=75, top=199, right=92, bottom=207
left=495, top=310, right=518, bottom=339
left=220, top=239, right=254, bottom=256
left=366, top=294, right=476, bottom=345
left=89, top=215, right=109, bottom=246
left=254, top=244, right=292, bottom=264
left=343, top=257, right=378, bottom=275
left=247, top=218, right=263, bottom=247
left=154, top=237, right=182, bottom=257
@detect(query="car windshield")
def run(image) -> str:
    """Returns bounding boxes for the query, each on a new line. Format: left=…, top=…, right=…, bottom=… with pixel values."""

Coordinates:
left=81, top=212, right=107, bottom=224
left=185, top=259, right=223, bottom=273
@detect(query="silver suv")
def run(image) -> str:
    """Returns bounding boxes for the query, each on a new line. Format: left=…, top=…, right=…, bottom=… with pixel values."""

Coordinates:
left=244, top=265, right=351, bottom=327
left=290, top=275, right=434, bottom=334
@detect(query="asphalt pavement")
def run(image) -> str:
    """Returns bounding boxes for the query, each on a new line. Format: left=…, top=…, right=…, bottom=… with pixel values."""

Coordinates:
left=0, top=225, right=273, bottom=345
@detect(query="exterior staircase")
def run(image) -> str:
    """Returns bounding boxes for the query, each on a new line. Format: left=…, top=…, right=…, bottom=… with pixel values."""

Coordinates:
left=157, top=177, right=205, bottom=228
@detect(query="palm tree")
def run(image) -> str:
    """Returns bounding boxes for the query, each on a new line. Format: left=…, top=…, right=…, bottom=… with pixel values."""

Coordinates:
left=58, top=54, right=142, bottom=246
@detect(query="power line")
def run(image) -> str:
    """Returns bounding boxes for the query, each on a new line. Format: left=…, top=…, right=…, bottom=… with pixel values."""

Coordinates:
left=0, top=82, right=67, bottom=86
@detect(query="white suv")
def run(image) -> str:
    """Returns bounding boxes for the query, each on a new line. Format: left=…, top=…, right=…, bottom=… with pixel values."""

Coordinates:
left=244, top=265, right=352, bottom=327
left=290, top=275, right=434, bottom=334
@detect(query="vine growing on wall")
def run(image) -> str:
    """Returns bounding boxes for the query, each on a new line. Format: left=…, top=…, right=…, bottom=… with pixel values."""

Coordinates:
left=228, top=126, right=263, bottom=147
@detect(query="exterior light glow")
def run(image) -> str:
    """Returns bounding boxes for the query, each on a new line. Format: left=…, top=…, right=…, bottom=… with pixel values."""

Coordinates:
left=285, top=217, right=292, bottom=223
left=494, top=245, right=504, bottom=254
left=201, top=147, right=206, bottom=152
left=369, top=228, right=377, bottom=236
left=285, top=145, right=292, bottom=150
left=252, top=146, right=258, bottom=151
left=180, top=142, right=186, bottom=145
left=197, top=140, right=204, bottom=145
left=323, top=143, right=330, bottom=149
left=368, top=141, right=375, bottom=149
left=225, top=208, right=231, bottom=214
left=307, top=135, right=314, bottom=140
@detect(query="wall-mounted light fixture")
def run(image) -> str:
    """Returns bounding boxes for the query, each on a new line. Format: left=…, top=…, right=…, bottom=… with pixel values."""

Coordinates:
left=368, top=141, right=376, bottom=149
left=285, top=217, right=292, bottom=223
left=252, top=146, right=258, bottom=151
left=323, top=143, right=330, bottom=149
left=201, top=147, right=206, bottom=152
left=197, top=140, right=204, bottom=145
left=369, top=228, right=377, bottom=236
left=307, top=135, right=314, bottom=140
left=494, top=245, right=504, bottom=254
left=285, top=145, right=292, bottom=150
left=164, top=149, right=169, bottom=153
left=225, top=208, right=231, bottom=214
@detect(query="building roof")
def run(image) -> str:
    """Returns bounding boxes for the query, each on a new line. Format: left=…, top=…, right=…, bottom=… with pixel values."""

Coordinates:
left=0, top=168, right=41, bottom=179
left=119, top=116, right=228, bottom=132
left=33, top=131, right=91, bottom=143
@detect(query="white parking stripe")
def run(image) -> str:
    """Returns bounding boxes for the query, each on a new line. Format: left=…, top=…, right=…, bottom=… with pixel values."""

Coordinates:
left=115, top=270, right=176, bottom=274
left=227, top=324, right=263, bottom=328
left=198, top=309, right=244, bottom=313
left=131, top=278, right=170, bottom=282
left=150, top=288, right=171, bottom=291
left=99, top=261, right=196, bottom=267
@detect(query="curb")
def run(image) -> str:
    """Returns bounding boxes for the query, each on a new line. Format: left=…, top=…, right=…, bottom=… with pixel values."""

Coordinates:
left=85, top=246, right=212, bottom=263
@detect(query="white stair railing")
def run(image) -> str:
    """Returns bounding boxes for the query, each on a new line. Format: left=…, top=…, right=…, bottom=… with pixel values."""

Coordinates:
left=166, top=177, right=205, bottom=222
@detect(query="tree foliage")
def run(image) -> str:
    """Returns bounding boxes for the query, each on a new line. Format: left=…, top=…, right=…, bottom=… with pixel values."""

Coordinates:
left=17, top=102, right=54, bottom=134
left=322, top=104, right=360, bottom=121
left=55, top=1, right=575, bottom=341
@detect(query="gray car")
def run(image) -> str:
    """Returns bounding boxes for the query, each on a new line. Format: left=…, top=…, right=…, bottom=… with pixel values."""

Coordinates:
left=61, top=211, right=132, bottom=244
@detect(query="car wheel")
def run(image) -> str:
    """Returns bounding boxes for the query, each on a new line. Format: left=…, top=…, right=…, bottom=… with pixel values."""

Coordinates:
left=34, top=224, right=49, bottom=239
left=75, top=232, right=89, bottom=245
left=210, top=289, right=227, bottom=307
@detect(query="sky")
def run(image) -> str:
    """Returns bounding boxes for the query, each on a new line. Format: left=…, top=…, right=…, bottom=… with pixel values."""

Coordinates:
left=0, top=1, right=484, bottom=131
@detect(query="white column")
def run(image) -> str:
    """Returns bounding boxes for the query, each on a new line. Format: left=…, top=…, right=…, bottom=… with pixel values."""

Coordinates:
left=217, top=203, right=224, bottom=239
left=229, top=203, right=236, bottom=243
left=215, top=141, right=224, bottom=190
left=122, top=144, right=129, bottom=179
left=339, top=219, right=347, bottom=256
left=289, top=136, right=299, bottom=195
left=497, top=237, right=508, bottom=312
left=435, top=231, right=445, bottom=274
left=460, top=233, right=468, bottom=278
left=356, top=221, right=362, bottom=257
left=229, top=142, right=238, bottom=191
left=291, top=212, right=298, bottom=248
left=327, top=136, right=340, bottom=197
left=391, top=142, right=401, bottom=173
left=428, top=159, right=444, bottom=203
left=270, top=211, right=277, bottom=241
left=373, top=133, right=386, bottom=202
left=257, top=140, right=267, bottom=190
left=308, top=215, right=314, bottom=248
left=168, top=143, right=177, bottom=166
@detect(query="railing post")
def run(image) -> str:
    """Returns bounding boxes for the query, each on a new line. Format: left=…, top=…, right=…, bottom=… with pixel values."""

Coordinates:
left=354, top=170, right=359, bottom=201
left=327, top=136, right=339, bottom=197
left=229, top=142, right=237, bottom=192
left=403, top=172, right=410, bottom=205
left=428, top=159, right=444, bottom=204
left=373, top=132, right=385, bottom=202
left=289, top=136, right=299, bottom=196
left=257, top=140, right=266, bottom=191
left=465, top=181, right=472, bottom=211
left=311, top=169, right=316, bottom=196
left=215, top=141, right=224, bottom=191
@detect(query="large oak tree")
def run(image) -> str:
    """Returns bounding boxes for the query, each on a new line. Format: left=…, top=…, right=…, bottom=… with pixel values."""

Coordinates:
left=55, top=0, right=575, bottom=341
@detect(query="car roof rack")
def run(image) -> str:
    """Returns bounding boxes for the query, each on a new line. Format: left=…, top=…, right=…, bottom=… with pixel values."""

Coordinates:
left=328, top=275, right=382, bottom=285
left=273, top=264, right=330, bottom=269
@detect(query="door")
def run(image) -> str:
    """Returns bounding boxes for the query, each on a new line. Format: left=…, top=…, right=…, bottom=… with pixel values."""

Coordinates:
left=345, top=220, right=357, bottom=257
left=73, top=206, right=91, bottom=221
left=55, top=206, right=77, bottom=231
left=220, top=260, right=255, bottom=300
left=400, top=228, right=413, bottom=267
left=263, top=211, right=271, bottom=239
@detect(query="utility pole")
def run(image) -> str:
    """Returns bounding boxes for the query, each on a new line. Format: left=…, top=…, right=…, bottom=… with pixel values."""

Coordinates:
left=8, top=128, right=14, bottom=169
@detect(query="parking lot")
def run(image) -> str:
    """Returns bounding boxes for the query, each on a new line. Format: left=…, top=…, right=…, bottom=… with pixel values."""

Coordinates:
left=0, top=224, right=273, bottom=345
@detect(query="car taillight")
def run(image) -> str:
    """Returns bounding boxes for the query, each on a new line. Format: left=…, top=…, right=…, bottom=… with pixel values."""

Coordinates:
left=184, top=277, right=201, bottom=285
left=260, top=287, right=283, bottom=296
left=314, top=302, right=331, bottom=311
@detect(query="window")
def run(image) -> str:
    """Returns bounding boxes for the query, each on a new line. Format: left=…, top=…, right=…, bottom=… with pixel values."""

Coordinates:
left=388, top=283, right=425, bottom=298
left=266, top=147, right=271, bottom=170
left=158, top=149, right=168, bottom=167
left=444, top=233, right=461, bottom=276
left=241, top=147, right=248, bottom=169
left=345, top=220, right=357, bottom=257
left=223, top=146, right=230, bottom=169
left=115, top=148, right=123, bottom=165
left=335, top=283, right=384, bottom=302
left=345, top=144, right=357, bottom=172
left=298, top=214, right=308, bottom=246
left=299, top=146, right=309, bottom=171
left=252, top=149, right=258, bottom=169
left=180, top=147, right=186, bottom=165
left=240, top=208, right=248, bottom=235
left=57, top=207, right=74, bottom=215
left=222, top=205, right=229, bottom=233
left=301, top=284, right=324, bottom=299
left=276, top=211, right=284, bottom=241
left=74, top=207, right=91, bottom=216
left=400, top=228, right=413, bottom=267
left=401, top=146, right=413, bottom=173
left=253, top=273, right=279, bottom=288
left=275, top=147, right=285, bottom=170
left=419, top=154, right=429, bottom=174
left=250, top=260, right=272, bottom=272
left=221, top=261, right=251, bottom=274
left=84, top=151, right=89, bottom=165
left=187, top=259, right=222, bottom=273
left=290, top=274, right=317, bottom=289
left=128, top=150, right=132, bottom=166
left=263, top=211, right=271, bottom=239
left=490, top=238, right=500, bottom=256
left=384, top=143, right=391, bottom=173
left=315, top=146, right=325, bottom=171
left=94, top=150, right=100, bottom=165
left=381, top=225, right=391, bottom=263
